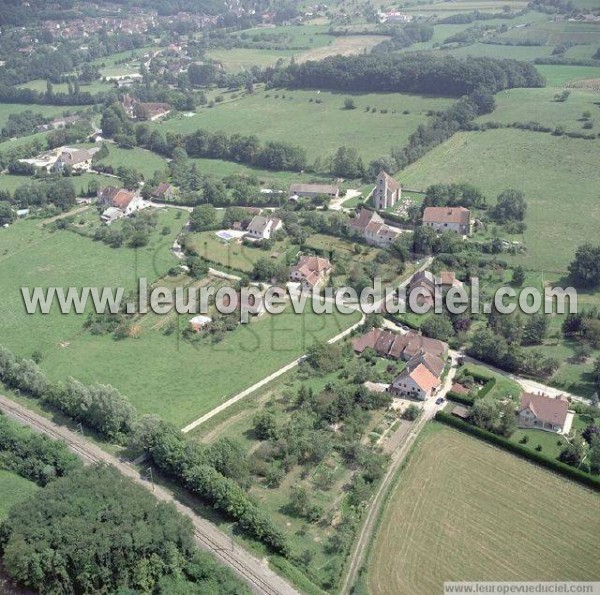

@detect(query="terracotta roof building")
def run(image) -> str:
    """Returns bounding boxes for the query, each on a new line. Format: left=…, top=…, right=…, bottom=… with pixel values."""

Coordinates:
left=518, top=393, right=572, bottom=434
left=290, top=255, right=332, bottom=290
left=422, top=206, right=472, bottom=236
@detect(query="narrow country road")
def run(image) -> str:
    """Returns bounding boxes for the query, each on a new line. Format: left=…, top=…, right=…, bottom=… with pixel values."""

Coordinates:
left=0, top=395, right=299, bottom=595
left=340, top=354, right=460, bottom=595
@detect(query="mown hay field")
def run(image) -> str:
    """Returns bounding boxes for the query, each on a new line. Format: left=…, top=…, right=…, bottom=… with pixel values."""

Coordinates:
left=367, top=424, right=600, bottom=595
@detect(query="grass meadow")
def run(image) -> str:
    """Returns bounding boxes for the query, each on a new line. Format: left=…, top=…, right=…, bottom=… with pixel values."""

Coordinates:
left=94, top=145, right=169, bottom=179
left=367, top=424, right=600, bottom=595
left=0, top=212, right=359, bottom=427
left=399, top=129, right=600, bottom=273
left=0, top=172, right=121, bottom=195
left=0, top=470, right=38, bottom=519
left=155, top=89, right=453, bottom=163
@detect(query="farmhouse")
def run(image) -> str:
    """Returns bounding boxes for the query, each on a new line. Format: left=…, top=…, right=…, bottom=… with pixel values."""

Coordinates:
left=290, top=255, right=332, bottom=290
left=518, top=393, right=573, bottom=434
left=352, top=328, right=447, bottom=362
left=152, top=183, right=178, bottom=200
left=347, top=208, right=402, bottom=248
left=245, top=215, right=282, bottom=240
left=289, top=183, right=339, bottom=201
left=422, top=206, right=472, bottom=236
left=408, top=270, right=464, bottom=306
left=389, top=362, right=441, bottom=400
left=51, top=147, right=98, bottom=173
left=373, top=170, right=401, bottom=210
left=98, top=187, right=144, bottom=217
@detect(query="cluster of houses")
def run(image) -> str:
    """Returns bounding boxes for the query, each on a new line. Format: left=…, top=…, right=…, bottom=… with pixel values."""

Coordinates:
left=353, top=327, right=449, bottom=400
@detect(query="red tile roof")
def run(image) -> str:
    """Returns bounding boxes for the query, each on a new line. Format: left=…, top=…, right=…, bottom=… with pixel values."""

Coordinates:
left=423, top=206, right=470, bottom=226
left=519, top=393, right=569, bottom=427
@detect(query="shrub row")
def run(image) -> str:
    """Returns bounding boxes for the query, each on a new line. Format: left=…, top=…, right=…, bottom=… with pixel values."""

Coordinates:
left=0, top=345, right=135, bottom=443
left=0, top=413, right=81, bottom=485
left=135, top=418, right=291, bottom=556
left=478, top=377, right=496, bottom=399
left=446, top=391, right=475, bottom=406
left=435, top=411, right=600, bottom=491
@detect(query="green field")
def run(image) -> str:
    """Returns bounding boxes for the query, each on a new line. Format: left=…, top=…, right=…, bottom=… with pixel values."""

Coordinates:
left=187, top=231, right=296, bottom=273
left=155, top=89, right=453, bottom=163
left=16, top=78, right=109, bottom=95
left=0, top=172, right=121, bottom=195
left=478, top=86, right=600, bottom=132
left=0, top=213, right=359, bottom=427
left=94, top=145, right=169, bottom=179
left=536, top=64, right=600, bottom=86
left=399, top=129, right=600, bottom=273
left=0, top=104, right=89, bottom=130
left=367, top=424, right=600, bottom=594
left=0, top=470, right=38, bottom=519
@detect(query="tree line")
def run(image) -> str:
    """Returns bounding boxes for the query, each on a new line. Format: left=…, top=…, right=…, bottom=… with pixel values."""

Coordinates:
left=267, top=54, right=545, bottom=97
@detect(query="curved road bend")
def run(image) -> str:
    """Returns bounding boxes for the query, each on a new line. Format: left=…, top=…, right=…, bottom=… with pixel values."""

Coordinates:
left=0, top=395, right=299, bottom=595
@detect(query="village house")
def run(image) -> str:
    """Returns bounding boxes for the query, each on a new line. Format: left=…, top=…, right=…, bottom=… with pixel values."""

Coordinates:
left=347, top=208, right=402, bottom=248
left=290, top=255, right=332, bottom=290
left=120, top=94, right=171, bottom=121
left=389, top=362, right=441, bottom=400
left=422, top=206, right=472, bottom=236
left=408, top=270, right=464, bottom=306
left=352, top=328, right=448, bottom=363
left=245, top=215, right=282, bottom=241
left=518, top=393, right=574, bottom=434
left=289, top=183, right=339, bottom=201
left=51, top=147, right=99, bottom=174
left=152, top=183, right=178, bottom=201
left=98, top=186, right=144, bottom=220
left=373, top=170, right=401, bottom=210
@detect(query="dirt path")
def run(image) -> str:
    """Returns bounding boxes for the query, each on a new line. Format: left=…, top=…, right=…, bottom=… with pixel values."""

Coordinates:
left=0, top=395, right=299, bottom=595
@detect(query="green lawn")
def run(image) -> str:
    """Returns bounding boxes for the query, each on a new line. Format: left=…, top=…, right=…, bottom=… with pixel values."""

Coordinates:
left=154, top=89, right=454, bottom=163
left=93, top=145, right=169, bottom=179
left=187, top=231, right=297, bottom=273
left=0, top=470, right=38, bottom=519
left=41, top=306, right=360, bottom=427
left=399, top=129, right=600, bottom=273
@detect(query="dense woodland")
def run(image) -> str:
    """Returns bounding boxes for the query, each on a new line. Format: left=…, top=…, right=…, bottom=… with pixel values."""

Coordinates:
left=268, top=54, right=546, bottom=97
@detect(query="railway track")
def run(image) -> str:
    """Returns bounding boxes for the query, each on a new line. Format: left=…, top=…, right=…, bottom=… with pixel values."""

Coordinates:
left=0, top=396, right=298, bottom=595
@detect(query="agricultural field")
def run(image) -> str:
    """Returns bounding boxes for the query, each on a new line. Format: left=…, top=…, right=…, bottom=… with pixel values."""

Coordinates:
left=405, top=0, right=528, bottom=16
left=156, top=88, right=454, bottom=163
left=367, top=424, right=600, bottom=595
left=0, top=470, right=38, bottom=519
left=399, top=129, right=600, bottom=273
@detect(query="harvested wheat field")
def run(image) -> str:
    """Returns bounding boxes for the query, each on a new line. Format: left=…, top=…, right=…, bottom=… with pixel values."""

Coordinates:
left=367, top=424, right=599, bottom=595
